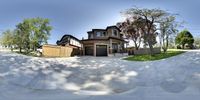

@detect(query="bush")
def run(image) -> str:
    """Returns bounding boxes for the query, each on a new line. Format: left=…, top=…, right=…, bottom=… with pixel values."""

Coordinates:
left=177, top=45, right=182, bottom=49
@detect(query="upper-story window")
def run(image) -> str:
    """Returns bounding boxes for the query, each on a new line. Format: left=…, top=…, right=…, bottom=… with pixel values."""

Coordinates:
left=112, top=29, right=118, bottom=36
left=89, top=33, right=93, bottom=39
left=102, top=32, right=106, bottom=36
left=96, top=31, right=106, bottom=37
left=96, top=32, right=101, bottom=37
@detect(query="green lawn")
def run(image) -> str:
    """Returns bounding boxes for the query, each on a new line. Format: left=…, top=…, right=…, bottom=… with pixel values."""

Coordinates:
left=124, top=50, right=185, bottom=61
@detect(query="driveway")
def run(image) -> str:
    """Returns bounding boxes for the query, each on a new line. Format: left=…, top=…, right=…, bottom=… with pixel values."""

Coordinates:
left=0, top=50, right=200, bottom=100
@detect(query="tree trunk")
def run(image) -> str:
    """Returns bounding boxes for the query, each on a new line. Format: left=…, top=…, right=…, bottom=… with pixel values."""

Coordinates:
left=182, top=44, right=185, bottom=49
left=163, top=48, right=167, bottom=53
left=166, top=37, right=169, bottom=52
left=162, top=37, right=165, bottom=52
left=134, top=41, right=139, bottom=50
left=148, top=41, right=154, bottom=56
left=11, top=46, right=13, bottom=52
left=19, top=47, right=22, bottom=53
left=149, top=44, right=154, bottom=56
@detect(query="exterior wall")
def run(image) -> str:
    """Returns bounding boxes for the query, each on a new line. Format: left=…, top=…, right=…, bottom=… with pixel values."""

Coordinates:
left=93, top=30, right=108, bottom=39
left=109, top=39, right=113, bottom=54
left=0, top=45, right=10, bottom=51
left=42, top=45, right=80, bottom=57
left=82, top=26, right=125, bottom=56
left=107, top=28, right=120, bottom=38
left=69, top=38, right=82, bottom=47
left=88, top=27, right=121, bottom=40
left=107, top=28, right=113, bottom=37
left=82, top=39, right=124, bottom=56
left=82, top=40, right=109, bottom=56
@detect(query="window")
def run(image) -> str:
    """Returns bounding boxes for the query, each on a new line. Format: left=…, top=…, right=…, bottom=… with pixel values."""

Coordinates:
left=102, top=32, right=106, bottom=36
left=112, top=29, right=118, bottom=36
left=89, top=34, right=93, bottom=39
left=96, top=31, right=106, bottom=37
left=96, top=32, right=101, bottom=37
left=112, top=43, right=118, bottom=53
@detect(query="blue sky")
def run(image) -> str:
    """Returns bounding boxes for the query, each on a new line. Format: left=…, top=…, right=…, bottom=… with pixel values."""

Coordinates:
left=0, top=0, right=200, bottom=44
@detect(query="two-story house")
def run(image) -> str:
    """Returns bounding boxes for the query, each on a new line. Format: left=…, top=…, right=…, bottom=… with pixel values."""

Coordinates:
left=82, top=26, right=127, bottom=56
left=56, top=34, right=82, bottom=48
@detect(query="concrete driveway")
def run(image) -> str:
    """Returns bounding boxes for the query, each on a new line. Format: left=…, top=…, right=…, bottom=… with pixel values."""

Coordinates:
left=0, top=50, right=200, bottom=100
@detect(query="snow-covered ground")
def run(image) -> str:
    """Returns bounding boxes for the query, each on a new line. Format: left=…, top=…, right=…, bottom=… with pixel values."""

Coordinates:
left=0, top=50, right=200, bottom=100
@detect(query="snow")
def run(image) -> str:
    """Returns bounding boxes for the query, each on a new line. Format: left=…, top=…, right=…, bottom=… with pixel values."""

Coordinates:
left=0, top=50, right=200, bottom=100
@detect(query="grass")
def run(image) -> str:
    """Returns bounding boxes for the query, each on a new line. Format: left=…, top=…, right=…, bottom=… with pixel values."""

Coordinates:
left=124, top=50, right=185, bottom=61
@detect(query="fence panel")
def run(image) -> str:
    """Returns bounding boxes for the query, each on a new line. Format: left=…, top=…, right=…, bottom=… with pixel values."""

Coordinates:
left=42, top=45, right=79, bottom=57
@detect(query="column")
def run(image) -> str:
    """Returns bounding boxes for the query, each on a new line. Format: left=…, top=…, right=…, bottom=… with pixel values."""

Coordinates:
left=109, top=39, right=112, bottom=54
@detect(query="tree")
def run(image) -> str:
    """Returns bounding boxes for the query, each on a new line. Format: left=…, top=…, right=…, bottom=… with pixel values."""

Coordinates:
left=122, top=7, right=167, bottom=55
left=0, top=30, right=15, bottom=51
left=117, top=17, right=143, bottom=50
left=194, top=37, right=200, bottom=48
left=16, top=19, right=32, bottom=53
left=175, top=30, right=194, bottom=49
left=159, top=16, right=178, bottom=52
left=15, top=17, right=52, bottom=53
left=30, top=18, right=52, bottom=51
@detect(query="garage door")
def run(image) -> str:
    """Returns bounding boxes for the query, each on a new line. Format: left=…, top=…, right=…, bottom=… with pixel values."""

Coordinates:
left=85, top=46, right=93, bottom=56
left=96, top=45, right=107, bottom=56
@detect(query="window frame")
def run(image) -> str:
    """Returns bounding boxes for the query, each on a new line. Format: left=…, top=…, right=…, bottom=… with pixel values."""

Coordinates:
left=112, top=29, right=118, bottom=36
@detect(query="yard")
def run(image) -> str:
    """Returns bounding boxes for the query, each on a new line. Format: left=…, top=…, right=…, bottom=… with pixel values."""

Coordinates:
left=124, top=50, right=185, bottom=61
left=0, top=50, right=200, bottom=100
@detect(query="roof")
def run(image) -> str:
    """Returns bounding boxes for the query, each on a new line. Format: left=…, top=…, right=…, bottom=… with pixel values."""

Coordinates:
left=59, top=34, right=80, bottom=42
left=81, top=37, right=128, bottom=43
left=57, top=34, right=81, bottom=45
left=87, top=25, right=121, bottom=34
left=106, top=26, right=121, bottom=32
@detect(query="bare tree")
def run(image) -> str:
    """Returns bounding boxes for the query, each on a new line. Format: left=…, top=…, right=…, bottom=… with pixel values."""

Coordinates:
left=122, top=7, right=167, bottom=55
left=159, top=16, right=178, bottom=52
left=117, top=17, right=144, bottom=50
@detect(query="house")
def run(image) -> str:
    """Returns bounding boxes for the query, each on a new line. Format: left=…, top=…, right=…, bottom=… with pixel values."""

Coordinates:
left=81, top=26, right=128, bottom=56
left=56, top=34, right=82, bottom=48
left=42, top=35, right=82, bottom=57
left=42, top=26, right=128, bottom=57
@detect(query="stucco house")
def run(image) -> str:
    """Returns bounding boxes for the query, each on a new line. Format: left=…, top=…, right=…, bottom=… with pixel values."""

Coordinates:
left=81, top=26, right=127, bottom=56
left=43, top=26, right=128, bottom=57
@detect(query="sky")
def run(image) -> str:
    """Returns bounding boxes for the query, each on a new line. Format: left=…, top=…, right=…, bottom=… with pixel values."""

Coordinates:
left=0, top=0, right=200, bottom=44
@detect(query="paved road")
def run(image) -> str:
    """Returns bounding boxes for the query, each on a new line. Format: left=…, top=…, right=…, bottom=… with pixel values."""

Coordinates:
left=0, top=50, right=200, bottom=100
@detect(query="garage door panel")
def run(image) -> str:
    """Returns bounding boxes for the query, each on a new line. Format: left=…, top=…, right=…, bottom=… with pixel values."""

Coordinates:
left=85, top=46, right=93, bottom=56
left=96, top=45, right=107, bottom=56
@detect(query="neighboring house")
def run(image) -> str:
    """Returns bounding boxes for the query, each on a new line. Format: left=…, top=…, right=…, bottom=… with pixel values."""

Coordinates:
left=42, top=35, right=82, bottom=57
left=0, top=45, right=9, bottom=51
left=81, top=26, right=127, bottom=56
left=56, top=34, right=82, bottom=48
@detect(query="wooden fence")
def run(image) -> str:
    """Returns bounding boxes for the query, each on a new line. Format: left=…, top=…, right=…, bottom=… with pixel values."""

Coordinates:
left=128, top=47, right=161, bottom=55
left=42, top=45, right=80, bottom=57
